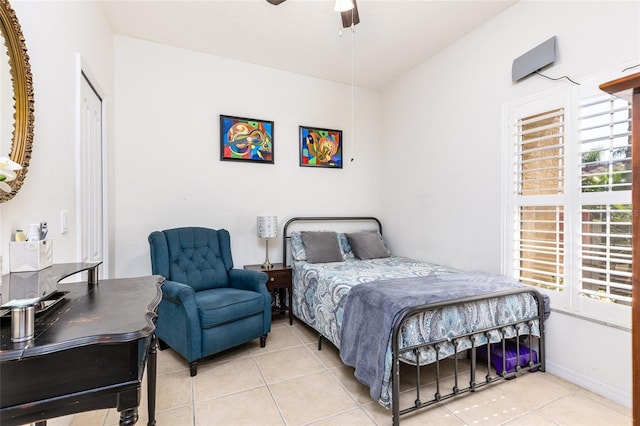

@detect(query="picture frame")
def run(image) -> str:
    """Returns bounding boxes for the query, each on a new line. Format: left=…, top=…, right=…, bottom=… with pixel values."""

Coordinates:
left=220, top=115, right=274, bottom=164
left=299, top=125, right=343, bottom=168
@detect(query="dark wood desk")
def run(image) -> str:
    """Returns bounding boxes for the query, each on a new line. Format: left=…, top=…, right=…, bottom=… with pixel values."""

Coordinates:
left=0, top=264, right=163, bottom=426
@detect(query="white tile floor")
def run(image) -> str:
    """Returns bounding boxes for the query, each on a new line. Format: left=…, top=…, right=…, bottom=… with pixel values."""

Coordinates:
left=51, top=315, right=630, bottom=426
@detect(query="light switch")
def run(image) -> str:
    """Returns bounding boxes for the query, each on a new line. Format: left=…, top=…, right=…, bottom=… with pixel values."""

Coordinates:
left=60, top=210, right=67, bottom=234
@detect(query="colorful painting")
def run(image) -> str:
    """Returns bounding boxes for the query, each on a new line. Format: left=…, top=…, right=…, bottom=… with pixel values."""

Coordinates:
left=220, top=115, right=274, bottom=164
left=299, top=126, right=342, bottom=168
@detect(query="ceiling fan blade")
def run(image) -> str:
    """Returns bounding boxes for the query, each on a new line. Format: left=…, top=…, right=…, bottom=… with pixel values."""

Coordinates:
left=340, top=0, right=360, bottom=28
left=266, top=0, right=287, bottom=5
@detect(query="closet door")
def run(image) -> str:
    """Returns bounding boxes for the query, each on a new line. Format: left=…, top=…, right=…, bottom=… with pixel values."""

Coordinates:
left=78, top=71, right=105, bottom=268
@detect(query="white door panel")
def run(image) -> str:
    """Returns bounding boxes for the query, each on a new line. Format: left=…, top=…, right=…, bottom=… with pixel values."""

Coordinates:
left=78, top=73, right=103, bottom=264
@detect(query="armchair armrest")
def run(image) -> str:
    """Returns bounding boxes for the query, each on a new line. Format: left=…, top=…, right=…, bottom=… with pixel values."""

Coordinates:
left=228, top=269, right=269, bottom=294
left=157, top=279, right=203, bottom=362
left=229, top=269, right=271, bottom=336
left=160, top=280, right=200, bottom=333
left=161, top=279, right=197, bottom=306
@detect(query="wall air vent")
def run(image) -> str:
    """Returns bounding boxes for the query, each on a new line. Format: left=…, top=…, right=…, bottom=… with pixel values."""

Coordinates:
left=512, top=36, right=556, bottom=82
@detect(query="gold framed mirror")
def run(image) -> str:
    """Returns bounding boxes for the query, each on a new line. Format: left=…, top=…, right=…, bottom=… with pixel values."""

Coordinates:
left=0, top=0, right=33, bottom=203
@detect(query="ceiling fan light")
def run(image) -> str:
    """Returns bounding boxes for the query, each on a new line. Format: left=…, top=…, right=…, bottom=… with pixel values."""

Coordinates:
left=334, top=0, right=354, bottom=12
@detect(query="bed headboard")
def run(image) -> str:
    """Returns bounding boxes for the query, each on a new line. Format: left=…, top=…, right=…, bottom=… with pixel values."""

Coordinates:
left=282, top=216, right=382, bottom=267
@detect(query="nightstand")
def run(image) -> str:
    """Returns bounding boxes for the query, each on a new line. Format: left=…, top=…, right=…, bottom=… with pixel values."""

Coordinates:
left=244, top=263, right=293, bottom=325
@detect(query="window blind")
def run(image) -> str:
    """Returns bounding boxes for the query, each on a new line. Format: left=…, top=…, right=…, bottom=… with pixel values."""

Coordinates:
left=514, top=205, right=565, bottom=291
left=580, top=94, right=632, bottom=193
left=515, top=108, right=565, bottom=196
left=578, top=94, right=632, bottom=305
left=513, top=108, right=565, bottom=291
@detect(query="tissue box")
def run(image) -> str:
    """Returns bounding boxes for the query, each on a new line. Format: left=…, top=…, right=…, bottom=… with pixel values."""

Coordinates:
left=9, top=240, right=53, bottom=272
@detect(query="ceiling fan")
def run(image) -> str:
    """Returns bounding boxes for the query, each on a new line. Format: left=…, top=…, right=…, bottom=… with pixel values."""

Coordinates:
left=266, top=0, right=360, bottom=28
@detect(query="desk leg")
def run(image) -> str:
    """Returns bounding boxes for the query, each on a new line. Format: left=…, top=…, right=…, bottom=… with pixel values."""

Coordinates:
left=119, top=408, right=139, bottom=425
left=147, top=334, right=158, bottom=426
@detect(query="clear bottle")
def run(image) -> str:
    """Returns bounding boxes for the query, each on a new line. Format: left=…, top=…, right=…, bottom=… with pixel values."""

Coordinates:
left=27, top=223, right=41, bottom=241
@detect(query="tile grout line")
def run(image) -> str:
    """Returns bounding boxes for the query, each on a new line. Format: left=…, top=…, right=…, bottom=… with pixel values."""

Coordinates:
left=252, top=350, right=289, bottom=425
left=190, top=372, right=196, bottom=426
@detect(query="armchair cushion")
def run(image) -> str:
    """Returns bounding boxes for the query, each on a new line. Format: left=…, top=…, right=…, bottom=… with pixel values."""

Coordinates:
left=196, top=288, right=265, bottom=328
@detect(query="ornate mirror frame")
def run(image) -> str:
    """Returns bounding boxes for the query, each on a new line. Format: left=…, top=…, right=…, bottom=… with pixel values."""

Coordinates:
left=0, top=0, right=34, bottom=203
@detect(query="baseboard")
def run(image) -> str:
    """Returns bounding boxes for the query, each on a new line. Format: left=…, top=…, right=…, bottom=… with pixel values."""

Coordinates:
left=545, top=360, right=631, bottom=408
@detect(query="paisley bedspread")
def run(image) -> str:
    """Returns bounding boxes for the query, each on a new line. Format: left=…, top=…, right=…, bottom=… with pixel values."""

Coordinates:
left=291, top=257, right=542, bottom=408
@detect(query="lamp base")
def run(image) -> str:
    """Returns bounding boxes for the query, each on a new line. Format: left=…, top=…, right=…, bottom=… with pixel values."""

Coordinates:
left=261, top=238, right=274, bottom=269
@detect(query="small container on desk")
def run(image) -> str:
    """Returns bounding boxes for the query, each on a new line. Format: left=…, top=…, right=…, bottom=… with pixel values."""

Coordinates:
left=9, top=239, right=53, bottom=272
left=244, top=262, right=292, bottom=325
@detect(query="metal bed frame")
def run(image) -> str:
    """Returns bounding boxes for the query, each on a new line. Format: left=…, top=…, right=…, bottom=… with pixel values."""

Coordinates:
left=390, top=288, right=545, bottom=425
left=282, top=216, right=382, bottom=261
left=283, top=216, right=546, bottom=425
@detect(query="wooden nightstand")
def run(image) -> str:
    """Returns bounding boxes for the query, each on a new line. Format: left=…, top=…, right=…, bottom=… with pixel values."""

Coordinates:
left=244, top=263, right=293, bottom=325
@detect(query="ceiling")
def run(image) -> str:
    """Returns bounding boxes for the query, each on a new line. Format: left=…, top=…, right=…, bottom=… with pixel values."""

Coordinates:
left=103, top=0, right=517, bottom=90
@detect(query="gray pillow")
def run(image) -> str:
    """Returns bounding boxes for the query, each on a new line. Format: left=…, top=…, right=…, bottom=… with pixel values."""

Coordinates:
left=345, top=231, right=390, bottom=260
left=301, top=231, right=343, bottom=263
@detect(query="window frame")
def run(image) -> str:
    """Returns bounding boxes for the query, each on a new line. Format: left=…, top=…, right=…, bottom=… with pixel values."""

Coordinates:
left=502, top=75, right=632, bottom=327
left=503, top=87, right=575, bottom=312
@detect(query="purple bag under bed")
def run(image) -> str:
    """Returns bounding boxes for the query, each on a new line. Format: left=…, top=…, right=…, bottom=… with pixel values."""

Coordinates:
left=476, top=340, right=538, bottom=374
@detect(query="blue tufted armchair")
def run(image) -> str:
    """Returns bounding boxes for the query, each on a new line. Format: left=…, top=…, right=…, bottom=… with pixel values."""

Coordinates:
left=148, top=227, right=271, bottom=376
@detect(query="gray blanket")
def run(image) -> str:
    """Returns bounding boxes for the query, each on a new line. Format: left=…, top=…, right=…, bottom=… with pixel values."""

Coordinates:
left=339, top=272, right=541, bottom=401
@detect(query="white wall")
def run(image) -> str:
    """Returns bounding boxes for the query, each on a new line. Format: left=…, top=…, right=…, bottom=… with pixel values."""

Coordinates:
left=112, top=36, right=382, bottom=277
left=2, top=0, right=637, bottom=409
left=381, top=1, right=639, bottom=406
left=0, top=1, right=114, bottom=274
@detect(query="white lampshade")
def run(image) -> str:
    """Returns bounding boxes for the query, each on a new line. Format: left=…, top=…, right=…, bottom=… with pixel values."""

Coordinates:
left=257, top=216, right=277, bottom=239
left=334, top=0, right=354, bottom=12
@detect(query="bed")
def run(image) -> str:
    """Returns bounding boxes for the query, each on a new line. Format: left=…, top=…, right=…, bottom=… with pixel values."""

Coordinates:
left=283, top=217, right=547, bottom=425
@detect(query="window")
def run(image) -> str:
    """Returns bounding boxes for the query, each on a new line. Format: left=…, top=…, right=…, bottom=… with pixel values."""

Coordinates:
left=579, top=204, right=632, bottom=305
left=516, top=205, right=564, bottom=291
left=513, top=108, right=565, bottom=292
left=517, top=109, right=565, bottom=197
left=578, top=94, right=632, bottom=306
left=504, top=81, right=632, bottom=325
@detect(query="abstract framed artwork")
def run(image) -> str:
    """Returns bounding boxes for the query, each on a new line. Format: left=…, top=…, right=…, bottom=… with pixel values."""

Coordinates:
left=220, top=115, right=274, bottom=164
left=299, top=125, right=343, bottom=168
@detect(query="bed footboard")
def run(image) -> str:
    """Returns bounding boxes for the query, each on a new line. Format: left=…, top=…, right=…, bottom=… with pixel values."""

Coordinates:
left=390, top=288, right=546, bottom=425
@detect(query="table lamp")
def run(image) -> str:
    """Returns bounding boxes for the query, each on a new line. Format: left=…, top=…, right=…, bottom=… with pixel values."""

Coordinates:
left=257, top=216, right=277, bottom=269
